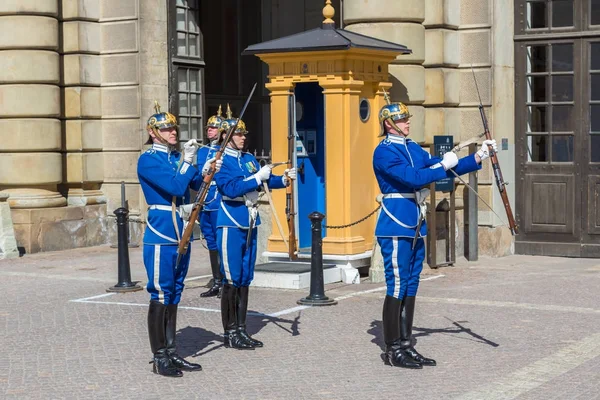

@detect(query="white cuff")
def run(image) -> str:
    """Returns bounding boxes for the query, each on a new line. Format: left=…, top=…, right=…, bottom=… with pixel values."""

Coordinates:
left=254, top=174, right=261, bottom=185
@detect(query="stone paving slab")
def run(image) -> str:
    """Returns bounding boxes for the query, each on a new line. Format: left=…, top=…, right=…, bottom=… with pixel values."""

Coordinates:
left=0, top=246, right=599, bottom=399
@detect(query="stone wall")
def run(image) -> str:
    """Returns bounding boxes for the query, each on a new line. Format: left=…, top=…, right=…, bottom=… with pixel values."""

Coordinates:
left=0, top=0, right=153, bottom=253
left=0, top=0, right=66, bottom=210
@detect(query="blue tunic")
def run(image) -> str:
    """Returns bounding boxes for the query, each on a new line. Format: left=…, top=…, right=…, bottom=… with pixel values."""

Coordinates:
left=214, top=147, right=286, bottom=229
left=196, top=142, right=221, bottom=212
left=373, top=134, right=481, bottom=299
left=137, top=143, right=203, bottom=245
left=214, top=147, right=287, bottom=287
left=197, top=142, right=222, bottom=250
left=373, top=134, right=480, bottom=239
left=137, top=143, right=202, bottom=304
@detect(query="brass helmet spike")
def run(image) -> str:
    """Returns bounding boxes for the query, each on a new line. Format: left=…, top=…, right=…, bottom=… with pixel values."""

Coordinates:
left=226, top=103, right=233, bottom=119
left=382, top=88, right=391, bottom=105
left=217, top=104, right=222, bottom=117
left=154, top=100, right=161, bottom=113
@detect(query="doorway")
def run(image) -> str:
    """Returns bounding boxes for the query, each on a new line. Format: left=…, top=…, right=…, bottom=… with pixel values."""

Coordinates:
left=293, top=82, right=326, bottom=250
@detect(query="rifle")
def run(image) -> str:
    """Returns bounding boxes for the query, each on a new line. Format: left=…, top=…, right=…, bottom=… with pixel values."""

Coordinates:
left=176, top=83, right=258, bottom=262
left=471, top=67, right=518, bottom=235
left=286, top=94, right=298, bottom=260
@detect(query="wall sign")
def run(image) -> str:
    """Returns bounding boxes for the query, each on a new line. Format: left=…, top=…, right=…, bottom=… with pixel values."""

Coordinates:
left=433, top=135, right=455, bottom=192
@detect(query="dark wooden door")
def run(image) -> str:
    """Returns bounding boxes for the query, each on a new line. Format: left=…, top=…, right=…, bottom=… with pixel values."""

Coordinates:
left=514, top=0, right=600, bottom=256
left=515, top=39, right=600, bottom=256
left=580, top=39, right=600, bottom=256
left=515, top=39, right=583, bottom=256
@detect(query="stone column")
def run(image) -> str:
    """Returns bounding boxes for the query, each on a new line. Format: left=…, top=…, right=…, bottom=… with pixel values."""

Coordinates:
left=138, top=0, right=168, bottom=219
left=99, top=0, right=142, bottom=244
left=62, top=0, right=106, bottom=206
left=0, top=0, right=66, bottom=209
left=344, top=0, right=426, bottom=142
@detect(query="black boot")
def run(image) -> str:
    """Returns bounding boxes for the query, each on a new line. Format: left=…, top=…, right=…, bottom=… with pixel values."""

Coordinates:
left=221, top=284, right=254, bottom=350
left=382, top=295, right=422, bottom=369
left=236, top=286, right=263, bottom=347
left=165, top=304, right=202, bottom=371
left=148, top=301, right=183, bottom=377
left=201, top=250, right=223, bottom=298
left=401, top=296, right=436, bottom=366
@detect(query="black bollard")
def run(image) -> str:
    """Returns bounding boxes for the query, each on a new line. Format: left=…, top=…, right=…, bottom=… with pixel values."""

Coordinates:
left=297, top=212, right=337, bottom=306
left=107, top=207, right=142, bottom=293
left=110, top=181, right=139, bottom=248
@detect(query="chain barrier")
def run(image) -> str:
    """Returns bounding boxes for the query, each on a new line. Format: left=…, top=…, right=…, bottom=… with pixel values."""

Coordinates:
left=323, top=204, right=381, bottom=229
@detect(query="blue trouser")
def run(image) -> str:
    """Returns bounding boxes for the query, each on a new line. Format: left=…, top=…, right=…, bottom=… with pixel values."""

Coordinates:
left=377, top=236, right=425, bottom=299
left=217, top=226, right=258, bottom=287
left=143, top=244, right=191, bottom=305
left=199, top=209, right=218, bottom=250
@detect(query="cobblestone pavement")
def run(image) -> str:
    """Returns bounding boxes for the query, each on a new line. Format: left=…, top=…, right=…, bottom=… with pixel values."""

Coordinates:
left=0, top=245, right=599, bottom=399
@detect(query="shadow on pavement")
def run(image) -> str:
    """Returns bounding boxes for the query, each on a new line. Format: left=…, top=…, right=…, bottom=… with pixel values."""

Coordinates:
left=174, top=311, right=302, bottom=359
left=247, top=310, right=302, bottom=338
left=368, top=317, right=499, bottom=352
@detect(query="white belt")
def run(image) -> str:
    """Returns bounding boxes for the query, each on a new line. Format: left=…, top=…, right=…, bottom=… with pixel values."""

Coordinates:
left=382, top=193, right=416, bottom=200
left=149, top=205, right=180, bottom=213
left=379, top=189, right=429, bottom=229
left=222, top=196, right=244, bottom=202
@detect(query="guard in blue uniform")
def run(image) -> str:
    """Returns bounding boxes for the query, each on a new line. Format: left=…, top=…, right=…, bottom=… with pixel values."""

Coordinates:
left=215, top=116, right=296, bottom=349
left=373, top=101, right=497, bottom=369
left=137, top=102, right=222, bottom=377
left=198, top=105, right=225, bottom=298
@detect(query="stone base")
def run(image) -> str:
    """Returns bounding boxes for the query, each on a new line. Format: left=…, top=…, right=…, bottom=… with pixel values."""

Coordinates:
left=477, top=225, right=515, bottom=257
left=0, top=193, right=19, bottom=259
left=11, top=204, right=109, bottom=255
left=263, top=250, right=370, bottom=284
left=252, top=261, right=341, bottom=290
left=369, top=240, right=385, bottom=283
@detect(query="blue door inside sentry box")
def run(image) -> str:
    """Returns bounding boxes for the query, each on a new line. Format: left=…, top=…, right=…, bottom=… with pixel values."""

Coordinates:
left=294, top=82, right=326, bottom=250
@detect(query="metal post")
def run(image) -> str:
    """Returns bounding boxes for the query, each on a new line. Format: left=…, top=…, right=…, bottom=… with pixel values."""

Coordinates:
left=428, top=183, right=437, bottom=269
left=466, top=143, right=479, bottom=261
left=450, top=189, right=456, bottom=264
left=107, top=207, right=142, bottom=293
left=111, top=181, right=138, bottom=248
left=297, top=212, right=337, bottom=306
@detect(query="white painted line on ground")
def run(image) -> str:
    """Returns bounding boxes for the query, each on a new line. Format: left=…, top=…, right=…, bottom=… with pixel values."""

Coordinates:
left=184, top=274, right=213, bottom=282
left=421, top=274, right=446, bottom=281
left=266, top=305, right=310, bottom=318
left=70, top=298, right=223, bottom=313
left=265, top=275, right=446, bottom=317
left=71, top=293, right=116, bottom=302
left=69, top=274, right=448, bottom=317
left=333, top=286, right=385, bottom=301
left=419, top=296, right=600, bottom=315
left=456, top=333, right=600, bottom=400
left=0, top=271, right=115, bottom=283
left=172, top=305, right=221, bottom=313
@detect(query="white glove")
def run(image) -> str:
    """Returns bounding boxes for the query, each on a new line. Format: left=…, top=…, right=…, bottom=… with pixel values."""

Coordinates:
left=253, top=165, right=272, bottom=184
left=440, top=151, right=458, bottom=170
left=183, top=139, right=199, bottom=164
left=202, top=156, right=223, bottom=176
left=284, top=168, right=297, bottom=180
left=476, top=139, right=498, bottom=162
